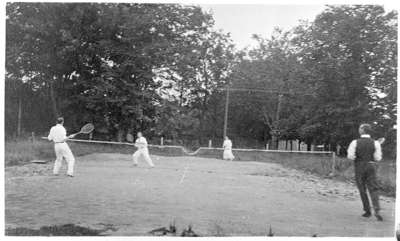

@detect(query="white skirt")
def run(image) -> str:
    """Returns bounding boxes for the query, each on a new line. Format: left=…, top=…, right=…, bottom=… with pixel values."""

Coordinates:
left=223, top=149, right=235, bottom=160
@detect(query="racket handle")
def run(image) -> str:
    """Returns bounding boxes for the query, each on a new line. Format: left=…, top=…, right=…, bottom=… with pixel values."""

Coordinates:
left=70, top=132, right=80, bottom=137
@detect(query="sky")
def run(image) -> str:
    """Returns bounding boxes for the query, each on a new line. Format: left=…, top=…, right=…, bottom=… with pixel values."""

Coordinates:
left=199, top=4, right=327, bottom=49
left=198, top=4, right=396, bottom=50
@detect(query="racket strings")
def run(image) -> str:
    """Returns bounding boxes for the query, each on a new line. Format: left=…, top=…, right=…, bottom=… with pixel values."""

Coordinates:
left=80, top=123, right=95, bottom=134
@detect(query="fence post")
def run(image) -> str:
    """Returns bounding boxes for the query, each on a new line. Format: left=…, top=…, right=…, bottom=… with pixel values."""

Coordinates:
left=208, top=140, right=212, bottom=148
left=161, top=137, right=164, bottom=146
left=331, top=152, right=336, bottom=176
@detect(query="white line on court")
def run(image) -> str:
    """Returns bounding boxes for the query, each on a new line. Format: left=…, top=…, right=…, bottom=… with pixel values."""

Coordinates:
left=179, top=166, right=189, bottom=184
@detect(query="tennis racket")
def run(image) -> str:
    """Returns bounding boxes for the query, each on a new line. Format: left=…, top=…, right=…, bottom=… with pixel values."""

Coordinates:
left=70, top=123, right=94, bottom=138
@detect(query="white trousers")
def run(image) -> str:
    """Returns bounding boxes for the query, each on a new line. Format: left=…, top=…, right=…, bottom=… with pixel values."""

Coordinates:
left=53, top=143, right=75, bottom=176
left=132, top=148, right=154, bottom=167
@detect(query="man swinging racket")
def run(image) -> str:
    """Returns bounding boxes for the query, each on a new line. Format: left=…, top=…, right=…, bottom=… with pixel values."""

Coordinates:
left=47, top=117, right=77, bottom=177
left=47, top=117, right=94, bottom=177
left=132, top=132, right=155, bottom=168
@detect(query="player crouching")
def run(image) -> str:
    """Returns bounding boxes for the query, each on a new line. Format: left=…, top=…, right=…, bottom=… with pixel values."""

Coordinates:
left=132, top=132, right=155, bottom=168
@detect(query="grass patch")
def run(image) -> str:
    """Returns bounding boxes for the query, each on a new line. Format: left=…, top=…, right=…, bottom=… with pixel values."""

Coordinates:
left=5, top=140, right=134, bottom=166
left=334, top=157, right=396, bottom=197
left=6, top=224, right=108, bottom=236
left=5, top=140, right=54, bottom=166
left=5, top=139, right=189, bottom=167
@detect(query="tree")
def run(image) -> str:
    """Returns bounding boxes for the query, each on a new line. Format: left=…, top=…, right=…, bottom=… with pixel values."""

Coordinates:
left=6, top=2, right=237, bottom=142
left=292, top=5, right=397, bottom=151
left=228, top=30, right=311, bottom=149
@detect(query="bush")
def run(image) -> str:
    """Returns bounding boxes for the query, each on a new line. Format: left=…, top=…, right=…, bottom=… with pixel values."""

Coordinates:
left=5, top=140, right=53, bottom=166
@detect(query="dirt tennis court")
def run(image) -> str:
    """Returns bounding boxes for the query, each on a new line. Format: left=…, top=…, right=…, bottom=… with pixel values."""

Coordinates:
left=5, top=153, right=395, bottom=236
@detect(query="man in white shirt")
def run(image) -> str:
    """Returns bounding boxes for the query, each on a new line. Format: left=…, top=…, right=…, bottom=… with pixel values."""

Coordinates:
left=347, top=123, right=383, bottom=221
left=47, top=117, right=76, bottom=177
left=132, top=132, right=154, bottom=167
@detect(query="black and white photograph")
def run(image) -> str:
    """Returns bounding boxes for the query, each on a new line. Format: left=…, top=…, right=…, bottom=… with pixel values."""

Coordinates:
left=2, top=0, right=398, bottom=238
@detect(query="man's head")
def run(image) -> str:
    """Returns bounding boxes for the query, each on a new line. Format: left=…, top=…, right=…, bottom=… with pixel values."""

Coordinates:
left=359, top=123, right=372, bottom=135
left=57, top=117, right=64, bottom=125
left=225, top=136, right=229, bottom=140
left=137, top=132, right=143, bottom=138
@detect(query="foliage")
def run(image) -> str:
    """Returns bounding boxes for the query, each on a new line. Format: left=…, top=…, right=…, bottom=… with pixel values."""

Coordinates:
left=225, top=5, right=397, bottom=152
left=6, top=3, right=235, bottom=141
left=5, top=4, right=397, bottom=155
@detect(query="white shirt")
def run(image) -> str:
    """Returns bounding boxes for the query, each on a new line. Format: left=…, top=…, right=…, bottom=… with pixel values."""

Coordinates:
left=223, top=140, right=232, bottom=150
left=135, top=137, right=148, bottom=149
left=48, top=124, right=67, bottom=143
left=347, top=134, right=382, bottom=161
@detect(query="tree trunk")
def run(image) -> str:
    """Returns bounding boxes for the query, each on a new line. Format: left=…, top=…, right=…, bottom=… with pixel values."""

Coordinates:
left=270, top=134, right=279, bottom=150
left=17, top=95, right=22, bottom=137
left=223, top=85, right=230, bottom=138
left=306, top=140, right=312, bottom=151
left=116, top=129, right=124, bottom=142
left=49, top=82, right=59, bottom=118
left=270, top=94, right=283, bottom=150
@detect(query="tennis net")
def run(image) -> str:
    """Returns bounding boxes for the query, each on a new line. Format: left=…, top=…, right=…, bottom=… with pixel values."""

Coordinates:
left=39, top=137, right=336, bottom=176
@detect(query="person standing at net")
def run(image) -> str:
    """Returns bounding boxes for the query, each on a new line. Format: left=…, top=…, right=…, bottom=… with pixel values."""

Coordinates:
left=347, top=123, right=383, bottom=221
left=47, top=117, right=76, bottom=177
left=223, top=136, right=235, bottom=161
left=133, top=132, right=155, bottom=168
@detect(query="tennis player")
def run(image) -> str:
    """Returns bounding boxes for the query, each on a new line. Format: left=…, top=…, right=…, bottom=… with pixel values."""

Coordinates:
left=223, top=136, right=235, bottom=161
left=132, top=132, right=155, bottom=168
left=47, top=117, right=76, bottom=177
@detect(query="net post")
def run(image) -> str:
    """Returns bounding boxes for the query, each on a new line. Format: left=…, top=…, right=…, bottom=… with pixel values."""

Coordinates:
left=161, top=137, right=164, bottom=146
left=208, top=140, right=212, bottom=148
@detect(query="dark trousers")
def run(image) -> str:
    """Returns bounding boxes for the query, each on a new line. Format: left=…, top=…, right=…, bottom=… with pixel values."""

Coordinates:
left=354, top=162, right=380, bottom=213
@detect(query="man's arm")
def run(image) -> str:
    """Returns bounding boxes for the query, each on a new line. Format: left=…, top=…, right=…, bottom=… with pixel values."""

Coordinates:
left=373, top=141, right=382, bottom=162
left=62, top=127, right=75, bottom=141
left=347, top=140, right=357, bottom=160
left=141, top=138, right=148, bottom=148
left=135, top=138, right=146, bottom=148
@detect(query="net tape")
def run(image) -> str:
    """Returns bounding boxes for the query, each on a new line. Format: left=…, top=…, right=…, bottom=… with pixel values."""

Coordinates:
left=41, top=137, right=334, bottom=156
